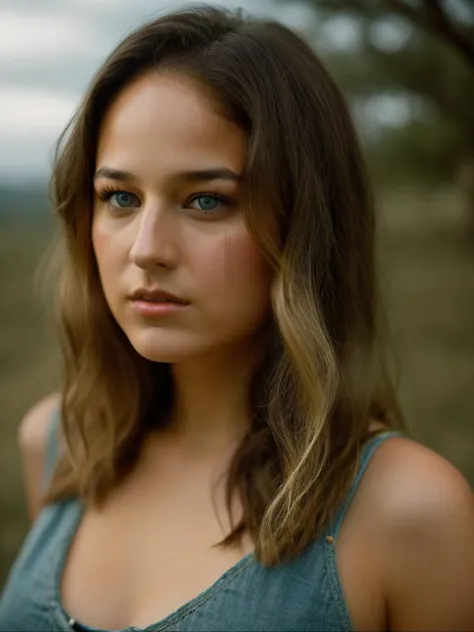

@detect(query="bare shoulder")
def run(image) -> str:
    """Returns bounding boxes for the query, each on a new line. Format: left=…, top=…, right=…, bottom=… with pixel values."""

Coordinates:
left=365, top=435, right=474, bottom=631
left=366, top=435, right=472, bottom=517
left=18, top=392, right=60, bottom=451
left=18, top=392, right=61, bottom=521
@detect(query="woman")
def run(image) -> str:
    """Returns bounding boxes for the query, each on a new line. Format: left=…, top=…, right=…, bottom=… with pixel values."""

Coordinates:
left=1, top=6, right=473, bottom=631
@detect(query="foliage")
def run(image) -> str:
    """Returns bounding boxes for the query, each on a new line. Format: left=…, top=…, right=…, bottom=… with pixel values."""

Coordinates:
left=280, top=0, right=474, bottom=188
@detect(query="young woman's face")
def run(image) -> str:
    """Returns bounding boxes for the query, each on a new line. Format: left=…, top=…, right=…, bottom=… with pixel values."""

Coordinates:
left=92, top=72, right=272, bottom=363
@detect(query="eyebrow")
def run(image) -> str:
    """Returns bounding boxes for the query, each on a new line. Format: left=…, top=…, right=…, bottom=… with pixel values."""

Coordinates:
left=94, top=166, right=241, bottom=183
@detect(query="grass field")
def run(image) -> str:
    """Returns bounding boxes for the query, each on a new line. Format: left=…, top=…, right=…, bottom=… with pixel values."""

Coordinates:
left=1, top=187, right=473, bottom=587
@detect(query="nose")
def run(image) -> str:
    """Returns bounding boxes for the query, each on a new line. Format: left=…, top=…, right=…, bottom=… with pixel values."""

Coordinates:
left=129, top=204, right=178, bottom=270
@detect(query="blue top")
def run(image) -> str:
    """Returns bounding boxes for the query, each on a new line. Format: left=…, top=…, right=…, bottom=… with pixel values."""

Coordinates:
left=0, top=409, right=403, bottom=632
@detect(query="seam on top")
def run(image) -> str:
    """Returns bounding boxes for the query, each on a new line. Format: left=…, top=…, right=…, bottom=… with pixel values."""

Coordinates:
left=322, top=430, right=403, bottom=632
left=324, top=538, right=354, bottom=632
left=51, top=501, right=84, bottom=604
left=149, top=555, right=255, bottom=631
left=49, top=501, right=86, bottom=632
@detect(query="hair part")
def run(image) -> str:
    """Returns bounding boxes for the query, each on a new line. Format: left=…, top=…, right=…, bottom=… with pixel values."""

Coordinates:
left=43, top=4, right=405, bottom=566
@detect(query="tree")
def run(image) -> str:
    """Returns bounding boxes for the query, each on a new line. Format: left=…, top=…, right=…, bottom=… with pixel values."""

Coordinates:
left=312, top=0, right=474, bottom=69
left=283, top=0, right=474, bottom=230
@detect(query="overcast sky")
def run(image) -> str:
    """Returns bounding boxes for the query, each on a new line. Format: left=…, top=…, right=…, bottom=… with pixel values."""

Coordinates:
left=0, top=0, right=321, bottom=184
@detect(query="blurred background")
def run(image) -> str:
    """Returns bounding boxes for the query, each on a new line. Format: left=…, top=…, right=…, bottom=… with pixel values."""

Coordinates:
left=1, top=0, right=473, bottom=587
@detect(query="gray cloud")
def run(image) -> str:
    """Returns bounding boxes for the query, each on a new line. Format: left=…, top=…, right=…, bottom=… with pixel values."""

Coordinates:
left=0, top=0, right=314, bottom=183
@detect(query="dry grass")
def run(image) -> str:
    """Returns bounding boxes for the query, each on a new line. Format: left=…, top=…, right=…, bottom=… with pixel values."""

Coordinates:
left=1, top=187, right=473, bottom=587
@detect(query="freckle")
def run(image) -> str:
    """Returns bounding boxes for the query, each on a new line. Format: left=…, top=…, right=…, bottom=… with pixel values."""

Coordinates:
left=325, top=535, right=334, bottom=544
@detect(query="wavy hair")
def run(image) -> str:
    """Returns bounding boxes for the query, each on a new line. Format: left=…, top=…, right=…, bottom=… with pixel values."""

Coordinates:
left=43, top=4, right=405, bottom=566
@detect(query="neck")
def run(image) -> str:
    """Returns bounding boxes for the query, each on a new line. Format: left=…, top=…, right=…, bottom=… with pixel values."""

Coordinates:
left=165, top=346, right=254, bottom=455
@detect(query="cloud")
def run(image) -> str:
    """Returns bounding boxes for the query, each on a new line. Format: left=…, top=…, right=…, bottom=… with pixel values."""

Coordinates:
left=0, top=8, right=102, bottom=61
left=0, top=87, right=80, bottom=180
left=0, top=87, right=79, bottom=135
left=0, top=0, right=312, bottom=182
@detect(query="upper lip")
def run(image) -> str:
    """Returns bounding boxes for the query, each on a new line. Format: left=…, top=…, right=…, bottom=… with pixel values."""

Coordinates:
left=130, top=288, right=188, bottom=304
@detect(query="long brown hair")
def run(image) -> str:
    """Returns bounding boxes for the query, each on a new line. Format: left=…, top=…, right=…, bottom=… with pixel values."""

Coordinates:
left=43, top=5, right=405, bottom=566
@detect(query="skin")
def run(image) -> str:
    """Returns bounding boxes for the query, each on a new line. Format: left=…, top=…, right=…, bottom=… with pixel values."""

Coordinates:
left=337, top=437, right=474, bottom=631
left=92, top=72, right=273, bottom=451
left=52, top=71, right=474, bottom=631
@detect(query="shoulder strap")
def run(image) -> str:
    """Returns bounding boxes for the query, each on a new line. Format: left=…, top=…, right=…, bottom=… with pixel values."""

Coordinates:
left=329, top=430, right=403, bottom=538
left=41, top=405, right=61, bottom=492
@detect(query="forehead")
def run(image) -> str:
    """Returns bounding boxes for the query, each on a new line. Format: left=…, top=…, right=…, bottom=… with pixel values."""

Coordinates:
left=96, top=73, right=247, bottom=180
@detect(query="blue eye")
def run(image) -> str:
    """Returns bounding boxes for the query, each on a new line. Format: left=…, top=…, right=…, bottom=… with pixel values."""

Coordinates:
left=97, top=188, right=139, bottom=209
left=196, top=196, right=218, bottom=211
left=110, top=191, right=138, bottom=208
left=188, top=193, right=231, bottom=215
left=114, top=192, right=136, bottom=207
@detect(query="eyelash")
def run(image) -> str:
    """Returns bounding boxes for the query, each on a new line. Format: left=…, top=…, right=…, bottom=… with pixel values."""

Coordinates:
left=96, top=186, right=233, bottom=216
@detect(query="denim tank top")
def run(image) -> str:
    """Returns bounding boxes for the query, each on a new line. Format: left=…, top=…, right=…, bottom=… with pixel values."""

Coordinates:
left=0, top=408, right=402, bottom=632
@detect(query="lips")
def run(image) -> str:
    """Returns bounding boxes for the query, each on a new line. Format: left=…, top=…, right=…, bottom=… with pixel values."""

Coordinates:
left=130, top=288, right=188, bottom=305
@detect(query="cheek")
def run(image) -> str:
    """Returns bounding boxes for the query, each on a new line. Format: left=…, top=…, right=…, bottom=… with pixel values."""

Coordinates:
left=196, top=229, right=272, bottom=310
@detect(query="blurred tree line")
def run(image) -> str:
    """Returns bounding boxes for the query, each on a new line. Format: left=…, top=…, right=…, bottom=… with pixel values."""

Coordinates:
left=286, top=0, right=474, bottom=230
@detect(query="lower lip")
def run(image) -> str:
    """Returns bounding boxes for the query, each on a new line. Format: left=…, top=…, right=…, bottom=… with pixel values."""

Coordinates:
left=131, top=300, right=189, bottom=316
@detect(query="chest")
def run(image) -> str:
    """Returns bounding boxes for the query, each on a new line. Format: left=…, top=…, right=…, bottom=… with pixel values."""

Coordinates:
left=59, top=428, right=387, bottom=632
left=60, top=497, right=385, bottom=632
left=61, top=457, right=255, bottom=630
left=0, top=483, right=387, bottom=632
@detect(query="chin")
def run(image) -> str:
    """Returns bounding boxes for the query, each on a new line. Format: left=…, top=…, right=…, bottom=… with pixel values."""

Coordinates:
left=133, top=346, right=191, bottom=363
left=124, top=323, right=254, bottom=364
left=130, top=340, right=196, bottom=364
left=125, top=327, right=208, bottom=363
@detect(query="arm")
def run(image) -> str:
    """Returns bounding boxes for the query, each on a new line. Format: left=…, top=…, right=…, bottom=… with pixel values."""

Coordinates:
left=17, top=392, right=60, bottom=523
left=378, top=441, right=474, bottom=631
